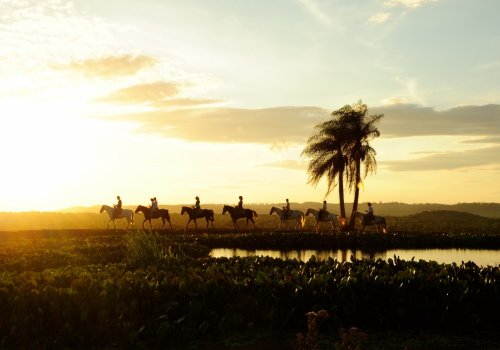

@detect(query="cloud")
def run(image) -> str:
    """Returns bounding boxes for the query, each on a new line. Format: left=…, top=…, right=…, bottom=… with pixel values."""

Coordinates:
left=384, top=0, right=437, bottom=9
left=95, top=81, right=179, bottom=104
left=297, top=0, right=332, bottom=26
left=372, top=104, right=500, bottom=138
left=382, top=145, right=500, bottom=171
left=95, top=81, right=222, bottom=107
left=262, top=160, right=307, bottom=171
left=461, top=136, right=500, bottom=144
left=99, top=106, right=330, bottom=144
left=97, top=103, right=500, bottom=147
left=370, top=12, right=392, bottom=24
left=154, top=98, right=223, bottom=108
left=64, top=55, right=157, bottom=78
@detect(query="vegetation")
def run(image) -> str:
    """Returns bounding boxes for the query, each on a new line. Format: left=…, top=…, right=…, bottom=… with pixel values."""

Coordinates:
left=0, top=210, right=499, bottom=348
left=0, top=231, right=499, bottom=349
left=302, top=101, right=383, bottom=224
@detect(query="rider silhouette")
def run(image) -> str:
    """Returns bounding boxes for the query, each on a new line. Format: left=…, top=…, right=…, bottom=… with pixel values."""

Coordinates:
left=318, top=200, right=327, bottom=220
left=114, top=196, right=122, bottom=219
left=283, top=198, right=291, bottom=220
left=365, top=202, right=374, bottom=224
left=150, top=197, right=158, bottom=218
left=237, top=196, right=244, bottom=213
left=194, top=196, right=201, bottom=215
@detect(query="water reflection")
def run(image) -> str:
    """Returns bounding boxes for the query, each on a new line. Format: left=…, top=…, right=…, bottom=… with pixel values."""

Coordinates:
left=210, top=248, right=500, bottom=266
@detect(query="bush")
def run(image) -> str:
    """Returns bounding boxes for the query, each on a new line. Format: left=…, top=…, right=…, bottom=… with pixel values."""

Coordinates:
left=123, top=230, right=167, bottom=268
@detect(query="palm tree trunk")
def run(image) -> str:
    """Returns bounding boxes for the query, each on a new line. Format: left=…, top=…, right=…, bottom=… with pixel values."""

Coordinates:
left=349, top=159, right=361, bottom=228
left=338, top=171, right=346, bottom=222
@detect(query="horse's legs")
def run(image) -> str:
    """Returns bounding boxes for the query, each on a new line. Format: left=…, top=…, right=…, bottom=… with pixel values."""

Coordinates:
left=233, top=219, right=239, bottom=230
left=194, top=219, right=198, bottom=230
left=328, top=221, right=334, bottom=233
left=142, top=219, right=147, bottom=230
left=161, top=218, right=165, bottom=230
left=185, top=219, right=191, bottom=231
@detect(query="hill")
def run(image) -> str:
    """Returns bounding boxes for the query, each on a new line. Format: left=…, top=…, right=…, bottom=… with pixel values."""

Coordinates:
left=387, top=210, right=500, bottom=233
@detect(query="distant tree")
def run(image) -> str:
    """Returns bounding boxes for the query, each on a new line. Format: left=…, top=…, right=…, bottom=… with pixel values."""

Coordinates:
left=302, top=101, right=382, bottom=228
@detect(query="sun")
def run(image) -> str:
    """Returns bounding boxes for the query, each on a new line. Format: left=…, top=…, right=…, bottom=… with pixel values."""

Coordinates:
left=0, top=88, right=96, bottom=211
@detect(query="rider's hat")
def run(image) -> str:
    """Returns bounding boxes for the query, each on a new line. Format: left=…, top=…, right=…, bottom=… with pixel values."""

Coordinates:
left=367, top=202, right=372, bottom=205
left=239, top=195, right=243, bottom=199
left=196, top=196, right=199, bottom=199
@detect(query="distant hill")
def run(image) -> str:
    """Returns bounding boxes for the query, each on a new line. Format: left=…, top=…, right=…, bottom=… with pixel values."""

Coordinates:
left=59, top=202, right=500, bottom=218
left=388, top=210, right=500, bottom=233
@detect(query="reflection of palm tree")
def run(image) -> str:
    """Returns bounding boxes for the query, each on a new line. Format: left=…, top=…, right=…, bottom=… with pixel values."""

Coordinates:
left=303, top=101, right=382, bottom=229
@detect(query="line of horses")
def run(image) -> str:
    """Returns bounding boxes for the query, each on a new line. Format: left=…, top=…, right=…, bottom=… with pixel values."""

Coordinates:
left=99, top=204, right=387, bottom=233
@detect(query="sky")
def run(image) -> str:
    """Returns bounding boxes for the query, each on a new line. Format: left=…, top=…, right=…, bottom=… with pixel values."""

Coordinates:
left=1, top=0, right=499, bottom=211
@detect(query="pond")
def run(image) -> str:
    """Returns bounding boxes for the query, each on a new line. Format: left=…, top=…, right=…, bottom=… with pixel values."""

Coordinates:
left=210, top=248, right=500, bottom=266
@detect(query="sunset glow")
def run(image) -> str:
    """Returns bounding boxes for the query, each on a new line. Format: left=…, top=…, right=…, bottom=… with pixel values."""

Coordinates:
left=1, top=0, right=499, bottom=211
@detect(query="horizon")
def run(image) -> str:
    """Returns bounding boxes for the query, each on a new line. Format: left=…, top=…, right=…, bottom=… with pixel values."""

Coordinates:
left=1, top=200, right=498, bottom=214
left=1, top=0, right=499, bottom=212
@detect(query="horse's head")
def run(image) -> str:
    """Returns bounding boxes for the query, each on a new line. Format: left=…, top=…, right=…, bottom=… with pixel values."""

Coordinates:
left=222, top=205, right=230, bottom=215
left=181, top=206, right=187, bottom=215
left=134, top=205, right=142, bottom=213
left=99, top=205, right=105, bottom=213
left=305, top=208, right=313, bottom=216
left=269, top=207, right=276, bottom=215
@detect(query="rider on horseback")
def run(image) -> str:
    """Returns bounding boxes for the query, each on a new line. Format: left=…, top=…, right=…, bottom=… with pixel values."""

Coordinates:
left=150, top=197, right=158, bottom=218
left=194, top=196, right=201, bottom=215
left=365, top=202, right=374, bottom=225
left=318, top=200, right=328, bottom=220
left=113, top=196, right=122, bottom=219
left=283, top=198, right=291, bottom=220
left=237, top=196, right=244, bottom=215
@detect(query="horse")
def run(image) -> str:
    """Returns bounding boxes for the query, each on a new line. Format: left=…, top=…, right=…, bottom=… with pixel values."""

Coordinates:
left=99, top=205, right=134, bottom=230
left=305, top=208, right=342, bottom=233
left=181, top=206, right=215, bottom=230
left=222, top=205, right=258, bottom=230
left=269, top=206, right=305, bottom=231
left=134, top=205, right=173, bottom=230
left=352, top=212, right=387, bottom=233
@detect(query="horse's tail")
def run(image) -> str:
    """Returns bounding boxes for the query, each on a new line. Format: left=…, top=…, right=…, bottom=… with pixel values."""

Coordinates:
left=210, top=210, right=214, bottom=221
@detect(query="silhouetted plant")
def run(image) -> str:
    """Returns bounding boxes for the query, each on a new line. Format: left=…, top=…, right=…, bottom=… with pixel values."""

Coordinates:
left=123, top=230, right=168, bottom=268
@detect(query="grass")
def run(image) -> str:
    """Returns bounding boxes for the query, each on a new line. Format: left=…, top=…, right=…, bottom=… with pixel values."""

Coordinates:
left=1, top=209, right=500, bottom=234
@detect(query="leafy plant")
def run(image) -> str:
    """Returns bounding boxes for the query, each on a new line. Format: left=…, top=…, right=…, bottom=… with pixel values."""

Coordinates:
left=123, top=230, right=168, bottom=268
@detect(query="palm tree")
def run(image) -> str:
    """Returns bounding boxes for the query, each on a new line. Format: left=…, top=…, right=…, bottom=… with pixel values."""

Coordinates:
left=302, top=101, right=382, bottom=228
left=336, top=102, right=382, bottom=227
left=302, top=117, right=348, bottom=220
